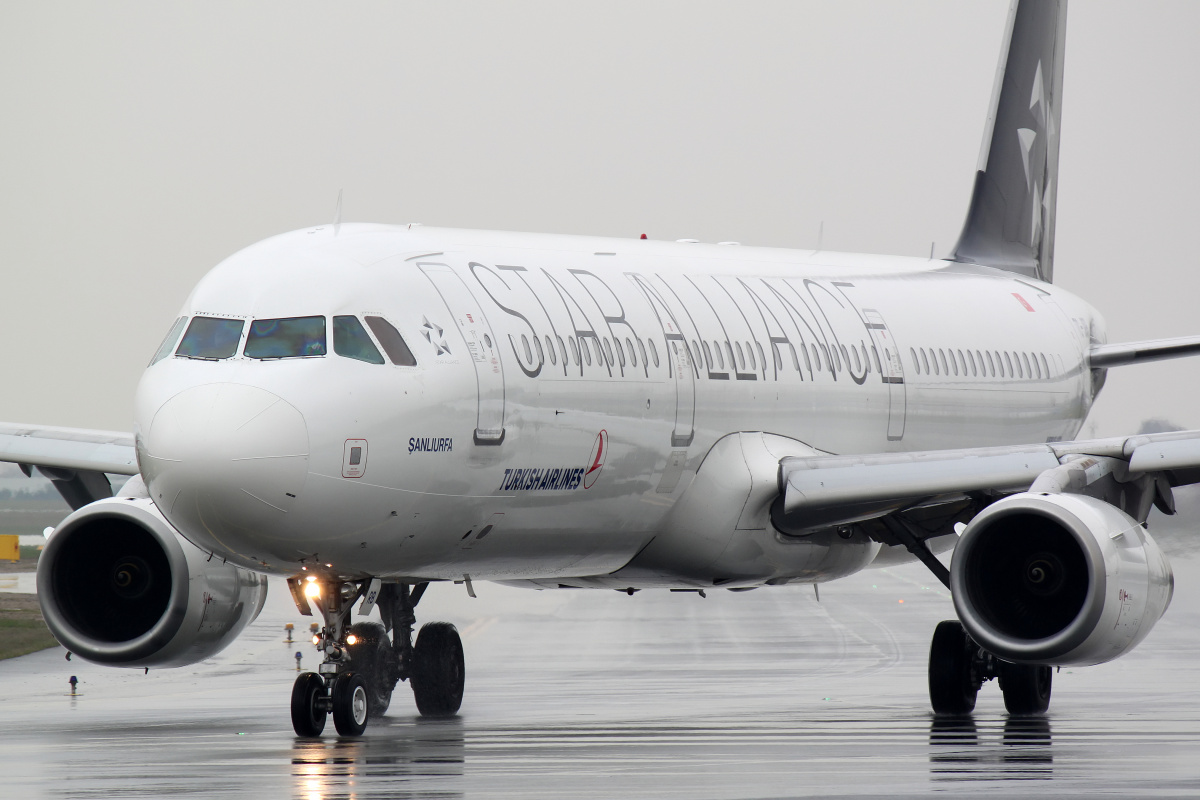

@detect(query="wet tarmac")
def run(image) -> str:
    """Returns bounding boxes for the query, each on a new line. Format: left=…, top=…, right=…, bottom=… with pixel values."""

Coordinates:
left=2, top=553, right=1200, bottom=799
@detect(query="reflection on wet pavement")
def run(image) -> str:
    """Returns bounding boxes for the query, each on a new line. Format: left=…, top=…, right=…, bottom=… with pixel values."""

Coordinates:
left=1, top=555, right=1199, bottom=798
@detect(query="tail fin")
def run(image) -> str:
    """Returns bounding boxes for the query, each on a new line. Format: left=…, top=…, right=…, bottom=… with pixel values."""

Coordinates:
left=950, top=0, right=1068, bottom=283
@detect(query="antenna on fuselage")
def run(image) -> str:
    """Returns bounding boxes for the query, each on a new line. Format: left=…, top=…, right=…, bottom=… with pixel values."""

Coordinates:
left=333, top=189, right=343, bottom=236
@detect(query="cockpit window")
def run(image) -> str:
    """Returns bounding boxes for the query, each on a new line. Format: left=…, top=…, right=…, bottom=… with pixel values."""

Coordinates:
left=244, top=316, right=327, bottom=359
left=176, top=316, right=245, bottom=360
left=333, top=316, right=384, bottom=364
left=149, top=316, right=187, bottom=366
left=364, top=316, right=417, bottom=366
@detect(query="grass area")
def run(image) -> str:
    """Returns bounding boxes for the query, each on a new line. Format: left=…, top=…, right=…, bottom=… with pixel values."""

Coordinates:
left=0, top=595, right=56, bottom=660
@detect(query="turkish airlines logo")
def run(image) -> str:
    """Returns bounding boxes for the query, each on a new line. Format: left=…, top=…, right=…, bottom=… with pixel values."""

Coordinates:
left=584, top=430, right=608, bottom=489
left=496, top=429, right=610, bottom=493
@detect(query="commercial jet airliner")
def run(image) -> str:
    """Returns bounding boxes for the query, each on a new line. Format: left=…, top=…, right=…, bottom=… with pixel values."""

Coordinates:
left=5, top=0, right=1200, bottom=736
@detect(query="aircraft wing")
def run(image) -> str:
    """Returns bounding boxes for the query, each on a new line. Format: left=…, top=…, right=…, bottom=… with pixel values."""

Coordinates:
left=0, top=422, right=138, bottom=509
left=1089, top=335, right=1200, bottom=368
left=778, top=429, right=1200, bottom=537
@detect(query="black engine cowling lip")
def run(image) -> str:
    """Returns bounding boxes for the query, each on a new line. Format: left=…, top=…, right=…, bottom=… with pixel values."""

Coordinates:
left=37, top=501, right=191, bottom=665
left=950, top=494, right=1107, bottom=664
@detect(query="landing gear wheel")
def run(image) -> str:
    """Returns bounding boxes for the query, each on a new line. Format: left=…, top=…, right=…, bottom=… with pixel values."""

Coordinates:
left=999, top=662, right=1052, bottom=715
left=331, top=672, right=369, bottom=736
left=410, top=622, right=465, bottom=716
left=291, top=672, right=327, bottom=737
left=348, top=621, right=395, bottom=717
left=928, top=620, right=979, bottom=715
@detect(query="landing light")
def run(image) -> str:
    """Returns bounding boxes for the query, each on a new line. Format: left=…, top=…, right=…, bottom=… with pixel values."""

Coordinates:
left=312, top=635, right=320, bottom=645
left=345, top=634, right=358, bottom=645
left=304, top=582, right=321, bottom=598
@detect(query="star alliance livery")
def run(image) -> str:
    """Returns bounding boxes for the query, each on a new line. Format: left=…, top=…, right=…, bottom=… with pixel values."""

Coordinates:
left=6, top=0, right=1200, bottom=735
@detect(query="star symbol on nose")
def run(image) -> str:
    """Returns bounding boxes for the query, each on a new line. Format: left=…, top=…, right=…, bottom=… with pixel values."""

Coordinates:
left=421, top=316, right=451, bottom=355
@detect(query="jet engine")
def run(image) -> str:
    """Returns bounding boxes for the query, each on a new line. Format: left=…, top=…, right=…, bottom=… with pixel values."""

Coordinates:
left=950, top=492, right=1173, bottom=666
left=37, top=491, right=268, bottom=668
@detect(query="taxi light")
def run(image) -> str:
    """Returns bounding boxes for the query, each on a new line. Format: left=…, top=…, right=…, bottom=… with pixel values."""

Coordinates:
left=312, top=635, right=320, bottom=645
left=304, top=582, right=321, bottom=598
left=345, top=634, right=358, bottom=646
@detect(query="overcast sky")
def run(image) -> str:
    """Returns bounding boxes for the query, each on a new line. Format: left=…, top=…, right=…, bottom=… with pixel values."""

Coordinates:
left=1, top=1, right=1198, bottom=437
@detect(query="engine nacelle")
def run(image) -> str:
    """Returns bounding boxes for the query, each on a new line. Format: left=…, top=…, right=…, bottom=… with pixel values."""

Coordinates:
left=950, top=492, right=1173, bottom=666
left=37, top=492, right=268, bottom=668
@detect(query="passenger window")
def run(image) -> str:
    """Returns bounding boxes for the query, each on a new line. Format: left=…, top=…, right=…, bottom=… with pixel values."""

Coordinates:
left=755, top=342, right=765, bottom=372
left=364, top=316, right=417, bottom=366
left=986, top=351, right=995, bottom=376
left=569, top=337, right=580, bottom=365
left=773, top=344, right=784, bottom=371
left=521, top=334, right=533, bottom=363
left=615, top=338, right=625, bottom=367
left=1003, top=352, right=1013, bottom=377
left=245, top=316, right=326, bottom=359
left=1040, top=352, right=1050, bottom=378
left=910, top=348, right=920, bottom=374
left=604, top=338, right=614, bottom=365
left=150, top=316, right=187, bottom=366
left=176, top=316, right=244, bottom=360
left=626, top=337, right=636, bottom=367
left=967, top=350, right=977, bottom=376
left=852, top=346, right=861, bottom=372
left=747, top=342, right=756, bottom=371
left=637, top=338, right=647, bottom=368
left=546, top=336, right=556, bottom=366
left=649, top=338, right=660, bottom=368
left=534, top=335, right=545, bottom=364
left=735, top=341, right=746, bottom=370
left=557, top=335, right=568, bottom=365
left=1022, top=352, right=1032, bottom=379
left=811, top=345, right=821, bottom=371
left=797, top=343, right=808, bottom=372
left=582, top=338, right=593, bottom=366
left=921, top=348, right=930, bottom=374
left=333, top=316, right=384, bottom=364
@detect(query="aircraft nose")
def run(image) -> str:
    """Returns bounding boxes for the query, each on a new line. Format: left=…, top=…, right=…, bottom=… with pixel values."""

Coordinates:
left=139, top=383, right=309, bottom=550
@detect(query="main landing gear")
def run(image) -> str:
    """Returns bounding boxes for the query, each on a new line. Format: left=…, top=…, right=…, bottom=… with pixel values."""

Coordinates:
left=891, top=527, right=1052, bottom=716
left=288, top=578, right=466, bottom=737
left=928, top=620, right=1052, bottom=716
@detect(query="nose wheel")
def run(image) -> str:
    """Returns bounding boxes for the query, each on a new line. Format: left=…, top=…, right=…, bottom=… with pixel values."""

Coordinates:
left=287, top=577, right=468, bottom=737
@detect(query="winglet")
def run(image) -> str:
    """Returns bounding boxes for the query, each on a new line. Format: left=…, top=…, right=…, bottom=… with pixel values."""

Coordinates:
left=950, top=0, right=1068, bottom=283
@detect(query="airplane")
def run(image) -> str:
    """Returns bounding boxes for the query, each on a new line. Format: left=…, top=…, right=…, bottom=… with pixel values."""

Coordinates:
left=4, top=0, right=1200, bottom=737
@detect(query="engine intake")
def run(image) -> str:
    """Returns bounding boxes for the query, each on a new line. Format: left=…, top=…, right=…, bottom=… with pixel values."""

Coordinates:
left=950, top=492, right=1173, bottom=666
left=37, top=493, right=268, bottom=668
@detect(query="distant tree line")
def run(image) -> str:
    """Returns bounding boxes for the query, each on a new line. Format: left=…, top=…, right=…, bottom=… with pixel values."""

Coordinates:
left=0, top=484, right=62, bottom=502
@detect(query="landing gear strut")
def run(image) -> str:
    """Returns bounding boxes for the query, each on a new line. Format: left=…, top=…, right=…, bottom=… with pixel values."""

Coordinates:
left=927, top=619, right=1052, bottom=716
left=379, top=583, right=466, bottom=717
left=289, top=577, right=467, bottom=737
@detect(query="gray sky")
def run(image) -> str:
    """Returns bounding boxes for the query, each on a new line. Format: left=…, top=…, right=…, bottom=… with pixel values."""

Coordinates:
left=1, top=1, right=1198, bottom=437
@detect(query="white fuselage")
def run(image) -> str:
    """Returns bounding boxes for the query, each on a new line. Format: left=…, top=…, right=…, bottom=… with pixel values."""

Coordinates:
left=134, top=224, right=1102, bottom=586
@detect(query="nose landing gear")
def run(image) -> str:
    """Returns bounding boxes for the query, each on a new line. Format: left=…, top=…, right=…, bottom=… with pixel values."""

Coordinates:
left=288, top=577, right=467, bottom=737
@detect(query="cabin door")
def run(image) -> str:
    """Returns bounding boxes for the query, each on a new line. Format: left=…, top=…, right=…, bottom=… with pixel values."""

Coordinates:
left=420, top=263, right=506, bottom=445
left=864, top=309, right=906, bottom=441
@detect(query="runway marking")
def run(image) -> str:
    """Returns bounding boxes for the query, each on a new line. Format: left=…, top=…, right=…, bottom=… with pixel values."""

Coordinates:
left=458, top=617, right=497, bottom=640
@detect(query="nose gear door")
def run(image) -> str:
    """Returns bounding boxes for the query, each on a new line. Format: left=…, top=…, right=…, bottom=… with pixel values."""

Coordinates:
left=420, top=263, right=506, bottom=445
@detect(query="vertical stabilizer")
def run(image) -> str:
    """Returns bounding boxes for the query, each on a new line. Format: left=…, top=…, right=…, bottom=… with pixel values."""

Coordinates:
left=951, top=0, right=1067, bottom=282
